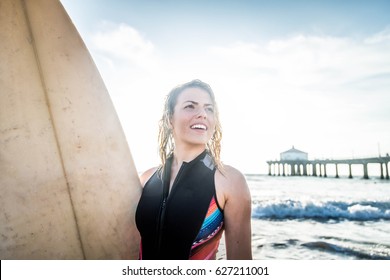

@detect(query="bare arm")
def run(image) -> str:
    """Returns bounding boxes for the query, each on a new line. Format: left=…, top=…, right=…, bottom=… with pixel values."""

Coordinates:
left=216, top=166, right=252, bottom=259
left=139, top=167, right=158, bottom=187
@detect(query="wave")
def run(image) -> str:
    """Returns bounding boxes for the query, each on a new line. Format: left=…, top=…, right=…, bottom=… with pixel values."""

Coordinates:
left=252, top=200, right=390, bottom=221
left=301, top=241, right=390, bottom=260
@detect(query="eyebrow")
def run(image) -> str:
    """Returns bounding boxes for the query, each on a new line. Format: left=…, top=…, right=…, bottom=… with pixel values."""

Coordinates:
left=184, top=100, right=214, bottom=107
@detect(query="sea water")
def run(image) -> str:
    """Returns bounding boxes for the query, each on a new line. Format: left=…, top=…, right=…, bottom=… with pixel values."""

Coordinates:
left=247, top=175, right=390, bottom=260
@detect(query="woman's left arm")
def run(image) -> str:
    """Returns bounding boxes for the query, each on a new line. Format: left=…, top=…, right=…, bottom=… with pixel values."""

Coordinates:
left=217, top=166, right=252, bottom=260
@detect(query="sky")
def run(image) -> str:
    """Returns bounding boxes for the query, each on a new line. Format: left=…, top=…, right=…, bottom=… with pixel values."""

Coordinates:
left=60, top=0, right=390, bottom=174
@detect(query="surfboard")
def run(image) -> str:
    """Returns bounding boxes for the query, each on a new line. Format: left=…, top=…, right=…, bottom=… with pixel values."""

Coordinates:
left=0, top=0, right=141, bottom=259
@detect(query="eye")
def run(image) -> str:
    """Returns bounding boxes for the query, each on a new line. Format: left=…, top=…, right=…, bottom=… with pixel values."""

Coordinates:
left=184, top=104, right=195, bottom=109
left=206, top=107, right=214, bottom=113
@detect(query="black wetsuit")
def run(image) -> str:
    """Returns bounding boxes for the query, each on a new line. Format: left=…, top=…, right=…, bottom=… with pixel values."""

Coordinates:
left=135, top=150, right=223, bottom=260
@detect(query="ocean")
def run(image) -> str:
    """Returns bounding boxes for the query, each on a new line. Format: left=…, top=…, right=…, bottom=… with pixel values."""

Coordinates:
left=221, top=174, right=390, bottom=260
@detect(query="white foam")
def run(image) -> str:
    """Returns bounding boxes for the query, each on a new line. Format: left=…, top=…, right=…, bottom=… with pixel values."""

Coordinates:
left=252, top=200, right=390, bottom=221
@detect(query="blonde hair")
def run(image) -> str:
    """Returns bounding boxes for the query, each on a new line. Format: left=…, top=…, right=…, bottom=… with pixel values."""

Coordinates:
left=158, top=79, right=223, bottom=170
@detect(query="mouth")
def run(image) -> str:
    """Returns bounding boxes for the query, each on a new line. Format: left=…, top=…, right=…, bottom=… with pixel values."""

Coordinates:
left=190, top=123, right=208, bottom=131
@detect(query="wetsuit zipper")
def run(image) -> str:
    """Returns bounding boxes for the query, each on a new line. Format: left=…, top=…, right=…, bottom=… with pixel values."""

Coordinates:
left=156, top=197, right=167, bottom=258
left=156, top=187, right=169, bottom=257
left=156, top=162, right=187, bottom=258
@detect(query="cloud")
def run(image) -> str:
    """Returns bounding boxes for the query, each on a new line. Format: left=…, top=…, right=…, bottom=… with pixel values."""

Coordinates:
left=364, top=26, right=390, bottom=44
left=90, top=22, right=158, bottom=71
left=210, top=30, right=390, bottom=92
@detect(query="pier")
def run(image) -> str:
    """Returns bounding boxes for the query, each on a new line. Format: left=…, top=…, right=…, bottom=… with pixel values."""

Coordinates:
left=267, top=156, right=390, bottom=179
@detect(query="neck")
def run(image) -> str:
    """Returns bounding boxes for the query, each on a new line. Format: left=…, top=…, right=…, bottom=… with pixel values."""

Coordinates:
left=172, top=145, right=206, bottom=168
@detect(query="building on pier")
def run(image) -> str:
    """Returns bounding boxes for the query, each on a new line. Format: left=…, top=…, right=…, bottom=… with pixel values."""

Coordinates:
left=280, top=146, right=308, bottom=161
left=267, top=147, right=390, bottom=180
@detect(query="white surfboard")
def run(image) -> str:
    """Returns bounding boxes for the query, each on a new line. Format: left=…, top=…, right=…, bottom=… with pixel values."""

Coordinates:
left=0, top=0, right=141, bottom=259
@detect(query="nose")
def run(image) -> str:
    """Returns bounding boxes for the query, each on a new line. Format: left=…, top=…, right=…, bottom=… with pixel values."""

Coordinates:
left=196, top=107, right=207, bottom=119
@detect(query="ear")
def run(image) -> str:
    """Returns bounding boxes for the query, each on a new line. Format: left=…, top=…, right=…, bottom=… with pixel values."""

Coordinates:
left=168, top=117, right=173, bottom=129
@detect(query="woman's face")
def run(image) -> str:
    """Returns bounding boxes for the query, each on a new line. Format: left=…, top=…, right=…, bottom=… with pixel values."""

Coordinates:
left=170, top=87, right=216, bottom=148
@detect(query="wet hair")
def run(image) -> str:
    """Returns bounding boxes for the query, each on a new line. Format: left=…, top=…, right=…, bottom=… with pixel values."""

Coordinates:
left=158, top=79, right=223, bottom=170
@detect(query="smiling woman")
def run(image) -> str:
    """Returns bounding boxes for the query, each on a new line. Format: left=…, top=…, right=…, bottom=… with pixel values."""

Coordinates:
left=135, top=80, right=252, bottom=260
left=157, top=80, right=222, bottom=169
left=169, top=87, right=217, bottom=160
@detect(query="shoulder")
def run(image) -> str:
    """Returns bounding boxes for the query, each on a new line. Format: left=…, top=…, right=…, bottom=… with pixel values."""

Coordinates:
left=139, top=167, right=159, bottom=187
left=215, top=165, right=251, bottom=208
left=216, top=165, right=248, bottom=191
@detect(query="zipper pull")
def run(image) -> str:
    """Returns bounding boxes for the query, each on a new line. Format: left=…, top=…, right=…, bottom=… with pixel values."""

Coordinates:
left=161, top=199, right=167, bottom=210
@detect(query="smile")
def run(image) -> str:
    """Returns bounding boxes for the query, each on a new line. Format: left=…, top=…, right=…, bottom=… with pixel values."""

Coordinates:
left=190, top=124, right=207, bottom=130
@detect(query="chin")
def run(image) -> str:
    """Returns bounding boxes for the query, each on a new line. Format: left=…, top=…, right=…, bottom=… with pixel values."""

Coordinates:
left=187, top=139, right=209, bottom=146
left=183, top=134, right=212, bottom=146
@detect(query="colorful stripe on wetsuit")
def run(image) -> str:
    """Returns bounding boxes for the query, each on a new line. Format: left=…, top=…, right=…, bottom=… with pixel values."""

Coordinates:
left=190, top=196, right=224, bottom=259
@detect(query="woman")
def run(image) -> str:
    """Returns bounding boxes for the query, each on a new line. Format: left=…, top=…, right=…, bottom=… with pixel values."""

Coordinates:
left=136, top=79, right=252, bottom=260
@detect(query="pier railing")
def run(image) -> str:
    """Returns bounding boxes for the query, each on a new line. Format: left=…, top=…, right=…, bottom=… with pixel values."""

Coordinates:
left=266, top=156, right=390, bottom=179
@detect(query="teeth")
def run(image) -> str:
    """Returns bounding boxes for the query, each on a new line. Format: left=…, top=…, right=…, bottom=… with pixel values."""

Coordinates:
left=191, top=124, right=207, bottom=130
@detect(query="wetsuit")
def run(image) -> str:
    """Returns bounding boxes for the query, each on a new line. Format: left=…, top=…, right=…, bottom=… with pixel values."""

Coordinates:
left=136, top=150, right=224, bottom=260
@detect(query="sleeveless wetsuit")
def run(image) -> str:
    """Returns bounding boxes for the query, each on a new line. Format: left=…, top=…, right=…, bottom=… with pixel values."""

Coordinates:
left=135, top=150, right=224, bottom=260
